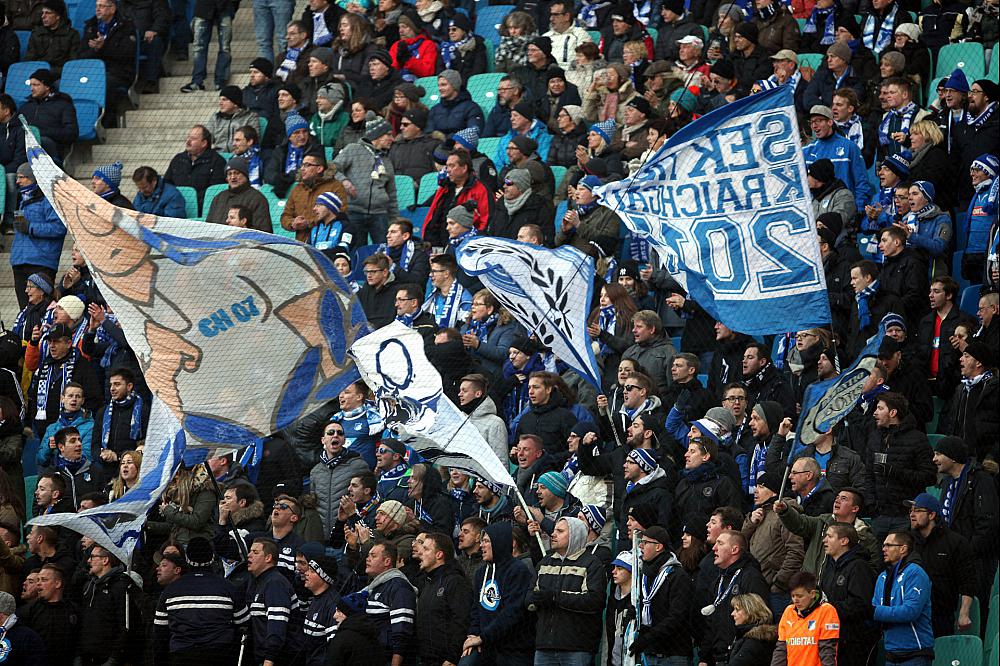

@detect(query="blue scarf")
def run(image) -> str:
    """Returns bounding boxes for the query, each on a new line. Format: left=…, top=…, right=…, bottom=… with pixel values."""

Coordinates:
left=441, top=35, right=472, bottom=69
left=856, top=279, right=879, bottom=329
left=579, top=1, right=612, bottom=27
left=35, top=350, right=79, bottom=421
left=19, top=184, right=39, bottom=207
left=98, top=187, right=121, bottom=202
left=837, top=114, right=865, bottom=152
left=879, top=101, right=917, bottom=147
left=276, top=46, right=303, bottom=80
left=97, top=16, right=118, bottom=38
left=773, top=332, right=793, bottom=370
left=863, top=3, right=897, bottom=52
left=424, top=279, right=467, bottom=328
left=312, top=12, right=332, bottom=46
left=285, top=144, right=305, bottom=174
left=749, top=439, right=769, bottom=495
left=597, top=305, right=616, bottom=356
left=577, top=200, right=599, bottom=218
left=395, top=310, right=418, bottom=327
left=380, top=461, right=409, bottom=485
left=379, top=240, right=415, bottom=271
left=449, top=227, right=476, bottom=248
left=804, top=5, right=837, bottom=46
left=969, top=102, right=998, bottom=131
left=102, top=392, right=144, bottom=448
left=680, top=461, right=717, bottom=482
left=56, top=453, right=85, bottom=474
left=562, top=454, right=580, bottom=481
left=245, top=146, right=262, bottom=187
left=941, top=464, right=969, bottom=526
left=467, top=313, right=498, bottom=345
left=94, top=313, right=121, bottom=368
left=860, top=382, right=890, bottom=409
left=629, top=233, right=651, bottom=263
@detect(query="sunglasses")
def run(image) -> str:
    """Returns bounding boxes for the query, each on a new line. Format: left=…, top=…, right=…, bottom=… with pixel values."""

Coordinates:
left=623, top=384, right=642, bottom=392
left=273, top=502, right=293, bottom=511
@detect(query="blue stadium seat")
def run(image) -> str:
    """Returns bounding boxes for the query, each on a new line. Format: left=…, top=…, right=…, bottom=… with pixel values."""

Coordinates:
left=6, top=61, right=50, bottom=106
left=60, top=59, right=107, bottom=140
left=15, top=30, right=29, bottom=58
left=73, top=0, right=96, bottom=34
left=406, top=206, right=430, bottom=237
left=475, top=5, right=514, bottom=44
left=959, top=284, right=982, bottom=316
left=350, top=244, right=381, bottom=281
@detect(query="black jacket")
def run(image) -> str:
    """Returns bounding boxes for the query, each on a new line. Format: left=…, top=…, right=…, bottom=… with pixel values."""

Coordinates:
left=78, top=14, right=138, bottom=85
left=708, top=332, right=754, bottom=399
left=912, top=523, right=978, bottom=637
left=673, top=462, right=742, bottom=538
left=618, top=464, right=675, bottom=544
left=631, top=550, right=693, bottom=657
left=264, top=138, right=326, bottom=198
left=936, top=463, right=999, bottom=560
left=469, top=522, right=536, bottom=658
left=864, top=415, right=937, bottom=517
left=939, top=373, right=1000, bottom=461
left=700, top=555, right=770, bottom=666
left=408, top=466, right=457, bottom=535
left=847, top=286, right=904, bottom=359
left=164, top=149, right=227, bottom=205
left=547, top=123, right=587, bottom=168
left=514, top=390, right=578, bottom=454
left=119, top=0, right=171, bottom=33
left=447, top=35, right=489, bottom=82
left=0, top=118, right=26, bottom=172
left=819, top=546, right=877, bottom=648
left=528, top=545, right=607, bottom=653
left=883, top=356, right=934, bottom=430
left=20, top=598, right=80, bottom=665
left=18, top=93, right=79, bottom=147
left=243, top=80, right=280, bottom=119
left=730, top=47, right=773, bottom=98
left=488, top=192, right=555, bottom=245
left=880, top=249, right=929, bottom=329
left=414, top=560, right=473, bottom=663
left=743, top=363, right=795, bottom=420
left=823, top=248, right=854, bottom=341
left=25, top=21, right=80, bottom=75
left=728, top=622, right=778, bottom=666
left=324, top=613, right=387, bottom=666
left=78, top=566, right=143, bottom=662
left=356, top=277, right=401, bottom=329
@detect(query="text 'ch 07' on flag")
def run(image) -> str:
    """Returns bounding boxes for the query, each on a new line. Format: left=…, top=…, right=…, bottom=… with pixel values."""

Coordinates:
left=596, top=84, right=832, bottom=335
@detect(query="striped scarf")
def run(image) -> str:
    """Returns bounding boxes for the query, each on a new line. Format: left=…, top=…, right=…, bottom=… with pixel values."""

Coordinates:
left=102, top=392, right=144, bottom=449
left=837, top=114, right=865, bottom=152
left=879, top=101, right=917, bottom=147
left=35, top=350, right=78, bottom=420
left=804, top=5, right=837, bottom=45
left=597, top=305, right=616, bottom=356
left=863, top=3, right=897, bottom=52
left=855, top=279, right=879, bottom=329
left=467, top=313, right=498, bottom=345
left=968, top=102, right=998, bottom=131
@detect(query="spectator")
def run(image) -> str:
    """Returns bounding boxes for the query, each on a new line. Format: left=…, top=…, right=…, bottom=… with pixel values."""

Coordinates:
left=772, top=571, right=839, bottom=666
left=147, top=464, right=217, bottom=547
left=92, top=366, right=148, bottom=465
left=246, top=537, right=301, bottom=665
left=364, top=540, right=417, bottom=664
left=545, top=2, right=593, bottom=71
left=253, top=0, right=294, bottom=62
left=19, top=564, right=80, bottom=665
left=877, top=336, right=934, bottom=432
left=742, top=472, right=805, bottom=618
left=731, top=23, right=773, bottom=99
left=78, top=0, right=138, bottom=120
left=279, top=151, right=347, bottom=243
left=918, top=276, right=961, bottom=397
left=301, top=0, right=341, bottom=48
left=331, top=111, right=397, bottom=248
left=817, top=522, right=878, bottom=665
left=802, top=104, right=872, bottom=212
left=832, top=88, right=875, bottom=168
left=788, top=456, right=836, bottom=517
left=274, top=20, right=313, bottom=84
left=406, top=462, right=456, bottom=534
left=627, top=524, right=693, bottom=661
left=205, top=86, right=259, bottom=153
left=955, top=80, right=1000, bottom=205
left=808, top=158, right=857, bottom=226
left=556, top=175, right=619, bottom=254
left=387, top=107, right=438, bottom=181
left=426, top=70, right=485, bottom=137
left=488, top=167, right=554, bottom=244
left=0, top=94, right=26, bottom=216
left=119, top=0, right=170, bottom=94
left=307, top=82, right=348, bottom=147
left=877, top=226, right=929, bottom=328
left=13, top=271, right=53, bottom=351
left=163, top=125, right=227, bottom=208
left=180, top=0, right=234, bottom=92
left=205, top=156, right=272, bottom=232
left=295, top=549, right=339, bottom=664
left=78, top=543, right=142, bottom=664
left=25, top=0, right=79, bottom=77
left=906, top=120, right=956, bottom=212
left=0, top=590, right=45, bottom=661
left=326, top=592, right=388, bottom=664
left=244, top=57, right=280, bottom=122
left=356, top=253, right=399, bottom=329
left=388, top=15, right=438, bottom=81
left=265, top=113, right=324, bottom=199
left=675, top=437, right=742, bottom=539
left=353, top=50, right=403, bottom=112
left=42, top=426, right=103, bottom=507
left=741, top=342, right=795, bottom=418
left=726, top=592, right=778, bottom=666
left=10, top=162, right=65, bottom=308
left=90, top=161, right=132, bottom=209
left=619, top=310, right=674, bottom=395
left=310, top=419, right=370, bottom=535
left=873, top=530, right=934, bottom=664
left=413, top=531, right=472, bottom=665
left=940, top=341, right=999, bottom=461
left=299, top=47, right=337, bottom=116
left=18, top=68, right=78, bottom=159
left=423, top=150, right=490, bottom=245
left=440, top=13, right=487, bottom=81
left=131, top=166, right=187, bottom=217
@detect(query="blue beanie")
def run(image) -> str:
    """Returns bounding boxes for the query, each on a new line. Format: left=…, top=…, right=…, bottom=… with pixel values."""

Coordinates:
left=581, top=504, right=606, bottom=532
left=972, top=154, right=999, bottom=179
left=93, top=161, right=123, bottom=189
left=27, top=272, right=53, bottom=295
left=882, top=312, right=907, bottom=332
left=881, top=149, right=911, bottom=178
left=590, top=119, right=616, bottom=143
left=452, top=126, right=480, bottom=150
left=285, top=113, right=309, bottom=137
left=337, top=590, right=368, bottom=616
left=315, top=192, right=342, bottom=215
left=537, top=471, right=569, bottom=498
left=626, top=447, right=657, bottom=473
left=943, top=68, right=970, bottom=93
left=913, top=180, right=935, bottom=202
left=578, top=175, right=603, bottom=191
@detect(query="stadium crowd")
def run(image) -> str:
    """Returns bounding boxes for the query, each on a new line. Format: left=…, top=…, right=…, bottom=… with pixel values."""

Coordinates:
left=0, top=0, right=998, bottom=665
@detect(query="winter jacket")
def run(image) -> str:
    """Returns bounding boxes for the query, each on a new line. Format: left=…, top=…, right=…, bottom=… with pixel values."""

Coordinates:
left=803, top=133, right=872, bottom=212
left=205, top=108, right=260, bottom=153
left=846, top=284, right=904, bottom=358
left=38, top=411, right=95, bottom=468
left=0, top=118, right=26, bottom=173
left=700, top=555, right=770, bottom=666
left=469, top=522, right=536, bottom=658
left=331, top=138, right=399, bottom=217
left=20, top=598, right=80, bottom=665
left=819, top=546, right=877, bottom=650
left=280, top=173, right=349, bottom=243
left=547, top=123, right=588, bottom=168
left=426, top=90, right=485, bottom=136
left=494, top=121, right=553, bottom=171
left=414, top=560, right=473, bottom=663
left=153, top=483, right=217, bottom=545
left=906, top=206, right=952, bottom=276
left=78, top=566, right=143, bottom=662
left=619, top=465, right=675, bottom=544
left=331, top=43, right=380, bottom=87
left=753, top=5, right=801, bottom=53
left=880, top=248, right=929, bottom=329
left=912, top=523, right=978, bottom=637
left=421, top=173, right=491, bottom=245
left=388, top=133, right=441, bottom=181
left=462, top=396, right=508, bottom=464
left=872, top=555, right=934, bottom=657
left=917, top=305, right=962, bottom=398
left=443, top=35, right=488, bottom=82
left=864, top=416, right=936, bottom=518
left=622, top=335, right=676, bottom=395
left=528, top=519, right=607, bottom=653
left=556, top=201, right=620, bottom=254
left=511, top=60, right=562, bottom=104
left=204, top=182, right=273, bottom=232
left=243, top=80, right=280, bottom=120
left=132, top=177, right=188, bottom=218
left=514, top=390, right=578, bottom=454
left=389, top=35, right=439, bottom=80
left=324, top=613, right=388, bottom=665
left=78, top=14, right=138, bottom=85
left=92, top=392, right=149, bottom=457
left=488, top=191, right=556, bottom=246
left=45, top=458, right=103, bottom=509
left=936, top=463, right=999, bottom=560
left=357, top=276, right=401, bottom=330
left=408, top=467, right=457, bottom=535
left=907, top=143, right=957, bottom=212
left=25, top=21, right=79, bottom=76
left=674, top=463, right=742, bottom=539
left=366, top=569, right=417, bottom=659
left=777, top=501, right=881, bottom=575
left=812, top=180, right=858, bottom=226
left=631, top=550, right=693, bottom=657
left=18, top=92, right=79, bottom=149
left=728, top=622, right=778, bottom=666
left=653, top=16, right=703, bottom=61
left=546, top=25, right=595, bottom=69
left=310, top=449, right=369, bottom=534
left=164, top=149, right=228, bottom=206
left=744, top=363, right=796, bottom=420
left=247, top=566, right=302, bottom=663
left=731, top=46, right=774, bottom=98
left=742, top=498, right=805, bottom=592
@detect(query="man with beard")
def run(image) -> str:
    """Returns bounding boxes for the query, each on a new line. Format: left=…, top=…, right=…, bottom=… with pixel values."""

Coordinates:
left=740, top=342, right=794, bottom=418
left=280, top=152, right=348, bottom=243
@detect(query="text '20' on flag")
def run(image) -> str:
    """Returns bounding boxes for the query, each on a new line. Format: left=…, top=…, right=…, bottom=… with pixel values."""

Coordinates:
left=349, top=321, right=516, bottom=488
left=21, top=119, right=370, bottom=452
left=455, top=237, right=603, bottom=389
left=596, top=85, right=832, bottom=335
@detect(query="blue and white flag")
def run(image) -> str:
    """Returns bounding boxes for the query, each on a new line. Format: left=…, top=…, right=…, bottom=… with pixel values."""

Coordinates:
left=29, top=397, right=184, bottom=564
left=456, top=237, right=602, bottom=389
left=349, top=322, right=516, bottom=488
left=596, top=85, right=832, bottom=335
left=796, top=320, right=887, bottom=451
left=23, top=122, right=369, bottom=451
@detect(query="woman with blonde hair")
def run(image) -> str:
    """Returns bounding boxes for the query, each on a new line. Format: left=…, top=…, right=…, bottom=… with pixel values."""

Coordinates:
left=582, top=63, right=638, bottom=124
left=147, top=464, right=216, bottom=546
left=495, top=11, right=538, bottom=73
left=460, top=290, right=521, bottom=377
left=728, top=593, right=778, bottom=665
left=107, top=449, right=142, bottom=501
left=907, top=119, right=956, bottom=210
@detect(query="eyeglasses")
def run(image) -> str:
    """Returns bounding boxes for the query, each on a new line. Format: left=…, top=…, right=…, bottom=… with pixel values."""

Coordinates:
left=301, top=161, right=323, bottom=168
left=638, top=539, right=661, bottom=547
left=722, top=395, right=746, bottom=403
left=471, top=301, right=487, bottom=307
left=969, top=88, right=984, bottom=96
left=883, top=542, right=905, bottom=548
left=400, top=120, right=413, bottom=127
left=395, top=296, right=417, bottom=302
left=363, top=268, right=386, bottom=275
left=623, top=384, right=642, bottom=392
left=429, top=268, right=448, bottom=274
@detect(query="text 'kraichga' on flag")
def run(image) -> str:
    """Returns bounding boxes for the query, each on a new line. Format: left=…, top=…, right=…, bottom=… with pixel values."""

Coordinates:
left=455, top=237, right=602, bottom=389
left=795, top=318, right=889, bottom=453
left=595, top=85, right=832, bottom=335
left=349, top=322, right=516, bottom=488
left=29, top=397, right=184, bottom=565
left=23, top=123, right=370, bottom=450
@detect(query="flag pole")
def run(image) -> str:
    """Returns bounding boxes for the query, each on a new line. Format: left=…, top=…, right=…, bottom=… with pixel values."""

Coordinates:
left=512, top=486, right=548, bottom=555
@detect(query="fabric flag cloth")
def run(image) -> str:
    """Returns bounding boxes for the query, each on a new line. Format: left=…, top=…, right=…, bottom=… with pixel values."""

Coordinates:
left=29, top=397, right=184, bottom=565
left=22, top=119, right=370, bottom=452
left=349, top=322, right=516, bottom=488
left=595, top=85, right=832, bottom=334
left=455, top=237, right=603, bottom=389
left=795, top=318, right=888, bottom=453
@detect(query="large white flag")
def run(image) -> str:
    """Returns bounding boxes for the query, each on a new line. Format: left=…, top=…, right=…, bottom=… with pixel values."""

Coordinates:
left=24, top=123, right=370, bottom=451
left=349, top=322, right=515, bottom=487
left=455, top=237, right=602, bottom=388
left=596, top=85, right=832, bottom=334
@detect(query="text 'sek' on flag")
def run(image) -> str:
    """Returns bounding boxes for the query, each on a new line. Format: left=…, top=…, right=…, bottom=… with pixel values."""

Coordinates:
left=595, top=85, right=832, bottom=335
left=456, top=238, right=603, bottom=389
left=23, top=122, right=370, bottom=452
left=349, top=322, right=516, bottom=488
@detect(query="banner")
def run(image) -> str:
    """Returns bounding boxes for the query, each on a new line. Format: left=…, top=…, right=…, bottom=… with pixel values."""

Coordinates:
left=595, top=85, right=832, bottom=335
left=24, top=123, right=369, bottom=450
left=796, top=320, right=888, bottom=448
left=349, top=322, right=516, bottom=487
left=29, top=397, right=184, bottom=565
left=455, top=237, right=602, bottom=389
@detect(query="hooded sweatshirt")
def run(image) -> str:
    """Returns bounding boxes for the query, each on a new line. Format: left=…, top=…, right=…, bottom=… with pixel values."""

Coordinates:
left=470, top=522, right=536, bottom=656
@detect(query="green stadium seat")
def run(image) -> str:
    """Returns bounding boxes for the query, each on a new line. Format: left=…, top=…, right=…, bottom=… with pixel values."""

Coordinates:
left=415, top=75, right=440, bottom=105
left=935, top=42, right=986, bottom=81
left=176, top=186, right=199, bottom=219
left=930, top=635, right=981, bottom=666
left=955, top=596, right=981, bottom=637
left=200, top=183, right=229, bottom=220
left=989, top=46, right=999, bottom=83
left=477, top=136, right=502, bottom=161
left=25, top=475, right=38, bottom=520
left=588, top=30, right=601, bottom=44
left=551, top=166, right=567, bottom=190
left=417, top=172, right=440, bottom=205
left=799, top=53, right=824, bottom=70
left=395, top=174, right=416, bottom=210
left=467, top=73, right=506, bottom=116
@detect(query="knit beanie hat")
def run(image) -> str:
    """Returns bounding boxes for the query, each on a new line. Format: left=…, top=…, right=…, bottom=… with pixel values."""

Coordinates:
left=965, top=339, right=996, bottom=369
left=316, top=192, right=343, bottom=216
left=278, top=82, right=302, bottom=102
left=808, top=158, right=836, bottom=184
left=183, top=537, right=215, bottom=568
left=669, top=87, right=698, bottom=113
left=913, top=180, right=935, bottom=202
left=718, top=3, right=744, bottom=22
left=537, top=471, right=569, bottom=498
left=285, top=113, right=309, bottom=136
left=590, top=119, right=616, bottom=143
left=530, top=36, right=553, bottom=57
left=692, top=418, right=725, bottom=444
left=734, top=22, right=758, bottom=43
left=626, top=447, right=657, bottom=473
left=578, top=174, right=603, bottom=192
left=504, top=168, right=532, bottom=193
left=376, top=499, right=407, bottom=526
left=581, top=504, right=606, bottom=533
left=447, top=202, right=475, bottom=229
left=403, top=106, right=429, bottom=129
left=219, top=84, right=243, bottom=107
left=452, top=126, right=479, bottom=150
left=30, top=68, right=54, bottom=88
left=933, top=435, right=969, bottom=464
left=835, top=14, right=861, bottom=38
left=944, top=68, right=970, bottom=93
left=226, top=156, right=250, bottom=178
left=16, top=162, right=34, bottom=181
left=56, top=295, right=85, bottom=322
left=93, top=161, right=123, bottom=189
left=438, top=69, right=462, bottom=91
left=560, top=104, right=584, bottom=125
left=971, top=154, right=999, bottom=179
left=704, top=407, right=736, bottom=433
left=395, top=81, right=425, bottom=102
left=510, top=134, right=538, bottom=156
left=363, top=111, right=393, bottom=141
left=882, top=150, right=911, bottom=178
left=310, top=47, right=335, bottom=70
left=250, top=57, right=274, bottom=78
left=894, top=22, right=920, bottom=42
left=826, top=41, right=852, bottom=63
left=628, top=503, right=658, bottom=529
left=27, top=272, right=53, bottom=295
left=752, top=400, right=783, bottom=435
left=882, top=312, right=907, bottom=333
left=476, top=477, right=504, bottom=495
left=512, top=100, right=535, bottom=122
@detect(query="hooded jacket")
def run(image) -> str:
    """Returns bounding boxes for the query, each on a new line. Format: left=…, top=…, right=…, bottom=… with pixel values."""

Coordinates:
left=742, top=497, right=805, bottom=593
left=619, top=464, right=674, bottom=544
left=414, top=559, right=473, bottom=664
left=872, top=553, right=934, bottom=657
left=819, top=546, right=878, bottom=648
left=205, top=107, right=260, bottom=153
left=470, top=522, right=536, bottom=656
left=464, top=396, right=509, bottom=464
left=528, top=517, right=607, bottom=653
left=11, top=185, right=66, bottom=271
left=78, top=565, right=143, bottom=662
left=631, top=549, right=693, bottom=657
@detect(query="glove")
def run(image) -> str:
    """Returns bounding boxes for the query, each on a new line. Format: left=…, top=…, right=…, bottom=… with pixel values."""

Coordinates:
left=673, top=388, right=692, bottom=416
left=396, top=46, right=410, bottom=65
left=627, top=635, right=648, bottom=657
